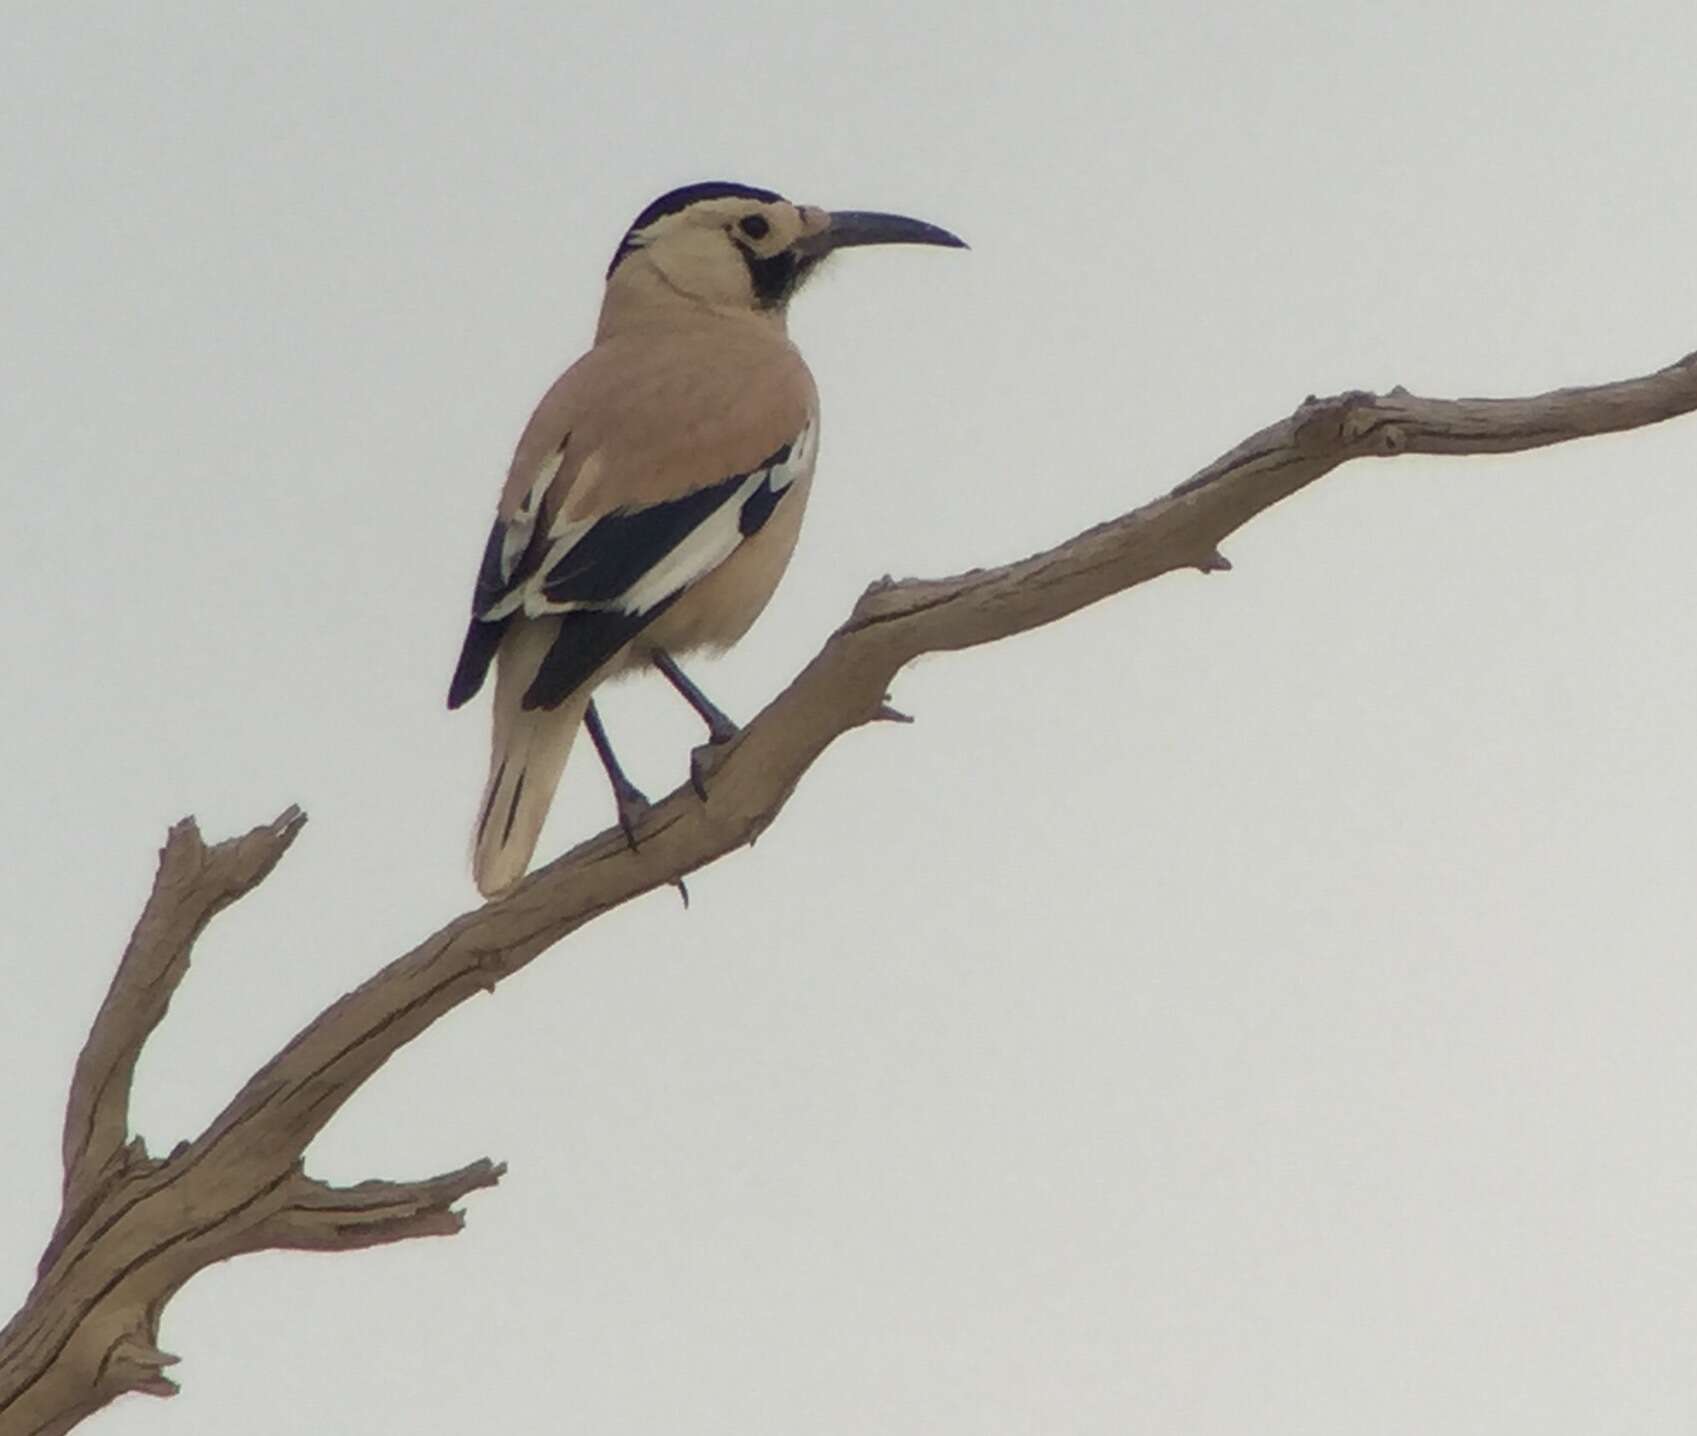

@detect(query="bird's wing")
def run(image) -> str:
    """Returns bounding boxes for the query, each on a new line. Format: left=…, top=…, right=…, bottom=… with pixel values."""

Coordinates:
left=448, top=329, right=817, bottom=712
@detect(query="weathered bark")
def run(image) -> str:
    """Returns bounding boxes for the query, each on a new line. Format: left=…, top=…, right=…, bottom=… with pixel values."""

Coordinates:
left=3, top=349, right=1693, bottom=1433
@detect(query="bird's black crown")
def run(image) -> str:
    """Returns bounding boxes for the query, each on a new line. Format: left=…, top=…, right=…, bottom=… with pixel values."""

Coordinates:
left=608, top=181, right=786, bottom=276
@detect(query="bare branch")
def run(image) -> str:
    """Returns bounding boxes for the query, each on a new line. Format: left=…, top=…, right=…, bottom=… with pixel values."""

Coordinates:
left=4, top=349, right=1693, bottom=1432
left=55, top=808, right=307, bottom=1244
left=259, top=1160, right=507, bottom=1252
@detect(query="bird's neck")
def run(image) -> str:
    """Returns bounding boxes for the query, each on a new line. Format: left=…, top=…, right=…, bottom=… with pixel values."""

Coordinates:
left=594, top=262, right=791, bottom=344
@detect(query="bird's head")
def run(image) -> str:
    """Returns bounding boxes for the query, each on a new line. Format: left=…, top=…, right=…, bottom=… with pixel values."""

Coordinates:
left=599, top=181, right=965, bottom=330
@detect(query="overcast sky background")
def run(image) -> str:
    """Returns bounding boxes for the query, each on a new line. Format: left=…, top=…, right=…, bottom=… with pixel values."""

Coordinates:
left=5, top=2, right=1696, bottom=1432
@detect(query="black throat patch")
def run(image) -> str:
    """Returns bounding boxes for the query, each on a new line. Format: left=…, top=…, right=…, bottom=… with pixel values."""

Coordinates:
left=741, top=249, right=815, bottom=308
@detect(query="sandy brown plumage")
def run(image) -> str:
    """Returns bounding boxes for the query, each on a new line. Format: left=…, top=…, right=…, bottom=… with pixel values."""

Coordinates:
left=448, top=182, right=963, bottom=896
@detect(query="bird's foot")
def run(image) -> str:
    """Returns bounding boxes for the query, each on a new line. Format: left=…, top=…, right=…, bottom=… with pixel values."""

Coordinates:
left=612, top=784, right=654, bottom=851
left=654, top=649, right=740, bottom=764
left=602, top=769, right=687, bottom=905
left=688, top=728, right=738, bottom=802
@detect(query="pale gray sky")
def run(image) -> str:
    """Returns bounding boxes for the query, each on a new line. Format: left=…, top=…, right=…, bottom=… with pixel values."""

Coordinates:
left=5, top=2, right=1696, bottom=1432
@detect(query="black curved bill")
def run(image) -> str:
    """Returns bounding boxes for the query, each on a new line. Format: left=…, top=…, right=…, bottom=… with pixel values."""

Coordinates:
left=800, top=210, right=968, bottom=256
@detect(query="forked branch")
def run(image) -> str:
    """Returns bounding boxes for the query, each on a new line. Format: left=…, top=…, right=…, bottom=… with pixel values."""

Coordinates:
left=3, top=348, right=1693, bottom=1433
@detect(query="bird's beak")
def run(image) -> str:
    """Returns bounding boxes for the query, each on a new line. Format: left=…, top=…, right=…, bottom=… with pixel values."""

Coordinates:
left=796, top=209, right=968, bottom=257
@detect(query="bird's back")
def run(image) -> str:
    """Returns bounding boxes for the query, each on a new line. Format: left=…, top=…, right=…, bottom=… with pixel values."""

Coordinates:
left=503, top=316, right=818, bottom=530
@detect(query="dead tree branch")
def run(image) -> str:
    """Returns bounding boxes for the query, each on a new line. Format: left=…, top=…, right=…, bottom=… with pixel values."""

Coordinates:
left=3, top=348, right=1693, bottom=1433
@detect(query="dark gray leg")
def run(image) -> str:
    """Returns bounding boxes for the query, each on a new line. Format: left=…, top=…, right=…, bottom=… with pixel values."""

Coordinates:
left=584, top=700, right=650, bottom=850
left=652, top=650, right=739, bottom=743
left=652, top=650, right=738, bottom=799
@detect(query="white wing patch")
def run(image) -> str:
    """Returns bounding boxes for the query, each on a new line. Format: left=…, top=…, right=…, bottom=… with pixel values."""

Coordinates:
left=493, top=443, right=569, bottom=590
left=491, top=419, right=816, bottom=622
left=613, top=468, right=770, bottom=616
left=613, top=419, right=815, bottom=611
left=527, top=444, right=568, bottom=516
left=772, top=418, right=815, bottom=493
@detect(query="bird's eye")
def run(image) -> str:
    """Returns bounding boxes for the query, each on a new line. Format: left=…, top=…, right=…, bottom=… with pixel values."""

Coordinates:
left=739, top=214, right=771, bottom=240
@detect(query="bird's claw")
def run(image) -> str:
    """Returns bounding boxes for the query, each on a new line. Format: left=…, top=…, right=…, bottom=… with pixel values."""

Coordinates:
left=613, top=788, right=653, bottom=851
left=689, top=735, right=735, bottom=801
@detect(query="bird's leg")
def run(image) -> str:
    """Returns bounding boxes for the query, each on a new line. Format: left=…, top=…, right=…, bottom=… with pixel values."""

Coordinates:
left=652, top=649, right=739, bottom=800
left=584, top=700, right=650, bottom=850
left=652, top=650, right=739, bottom=742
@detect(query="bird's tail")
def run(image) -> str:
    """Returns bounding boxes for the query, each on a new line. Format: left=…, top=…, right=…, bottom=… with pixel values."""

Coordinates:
left=472, top=621, right=589, bottom=897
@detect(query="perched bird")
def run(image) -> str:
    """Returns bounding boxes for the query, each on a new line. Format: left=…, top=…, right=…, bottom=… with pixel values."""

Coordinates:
left=448, top=181, right=965, bottom=896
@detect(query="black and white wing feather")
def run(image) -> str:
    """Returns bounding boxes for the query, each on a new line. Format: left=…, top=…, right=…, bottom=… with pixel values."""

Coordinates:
left=447, top=422, right=816, bottom=712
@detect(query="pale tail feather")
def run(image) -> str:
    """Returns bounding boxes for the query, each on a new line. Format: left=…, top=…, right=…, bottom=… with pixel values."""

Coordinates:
left=472, top=621, right=589, bottom=897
